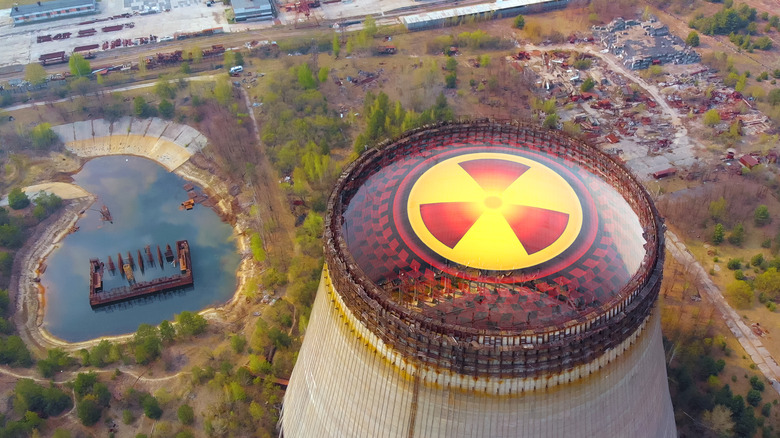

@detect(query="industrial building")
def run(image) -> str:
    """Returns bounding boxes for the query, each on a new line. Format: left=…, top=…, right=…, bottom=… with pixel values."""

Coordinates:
left=231, top=0, right=275, bottom=22
left=281, top=120, right=676, bottom=437
left=10, top=0, right=98, bottom=25
left=400, top=0, right=569, bottom=31
left=595, top=17, right=701, bottom=70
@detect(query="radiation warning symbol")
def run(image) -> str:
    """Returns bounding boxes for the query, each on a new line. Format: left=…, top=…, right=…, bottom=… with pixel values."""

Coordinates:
left=406, top=152, right=583, bottom=271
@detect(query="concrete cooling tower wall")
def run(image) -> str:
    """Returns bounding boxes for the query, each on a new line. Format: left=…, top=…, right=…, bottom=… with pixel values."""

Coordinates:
left=280, top=120, right=677, bottom=437
left=281, top=269, right=676, bottom=437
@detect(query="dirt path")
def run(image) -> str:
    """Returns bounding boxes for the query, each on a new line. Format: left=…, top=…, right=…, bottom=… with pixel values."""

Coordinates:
left=238, top=87, right=295, bottom=254
left=0, top=363, right=188, bottom=385
left=666, top=231, right=780, bottom=396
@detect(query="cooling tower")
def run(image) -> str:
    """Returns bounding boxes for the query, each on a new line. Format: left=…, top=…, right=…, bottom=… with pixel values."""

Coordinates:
left=281, top=120, right=676, bottom=438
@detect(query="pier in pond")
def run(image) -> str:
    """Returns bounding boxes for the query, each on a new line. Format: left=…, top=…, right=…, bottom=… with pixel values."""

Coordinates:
left=89, top=240, right=193, bottom=307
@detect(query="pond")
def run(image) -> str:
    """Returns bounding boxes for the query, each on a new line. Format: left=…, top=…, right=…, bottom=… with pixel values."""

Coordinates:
left=40, top=156, right=240, bottom=342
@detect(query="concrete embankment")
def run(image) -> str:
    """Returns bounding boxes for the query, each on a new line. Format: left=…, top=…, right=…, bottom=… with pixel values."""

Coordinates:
left=50, top=117, right=208, bottom=171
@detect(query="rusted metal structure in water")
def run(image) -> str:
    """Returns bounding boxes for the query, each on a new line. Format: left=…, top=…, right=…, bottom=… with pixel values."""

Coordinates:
left=89, top=240, right=193, bottom=307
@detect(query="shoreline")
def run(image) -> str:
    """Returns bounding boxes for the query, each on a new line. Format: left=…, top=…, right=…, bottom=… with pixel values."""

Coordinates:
left=14, top=146, right=254, bottom=352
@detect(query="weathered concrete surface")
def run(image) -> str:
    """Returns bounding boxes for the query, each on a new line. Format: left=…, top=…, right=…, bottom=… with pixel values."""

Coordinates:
left=52, top=117, right=208, bottom=171
left=281, top=269, right=677, bottom=438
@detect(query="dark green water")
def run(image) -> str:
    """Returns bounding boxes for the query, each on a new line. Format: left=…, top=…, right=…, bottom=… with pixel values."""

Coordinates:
left=41, top=156, right=240, bottom=342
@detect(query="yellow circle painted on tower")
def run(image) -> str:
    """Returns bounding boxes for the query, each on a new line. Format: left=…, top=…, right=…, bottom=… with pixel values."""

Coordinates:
left=407, top=152, right=583, bottom=271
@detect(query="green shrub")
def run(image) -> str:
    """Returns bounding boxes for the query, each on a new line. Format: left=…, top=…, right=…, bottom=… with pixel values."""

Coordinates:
left=513, top=14, right=525, bottom=29
left=748, top=389, right=762, bottom=406
left=8, top=188, right=29, bottom=210
left=750, top=375, right=765, bottom=391
left=728, top=258, right=743, bottom=270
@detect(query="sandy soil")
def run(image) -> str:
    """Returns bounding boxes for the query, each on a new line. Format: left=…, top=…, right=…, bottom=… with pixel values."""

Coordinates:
left=12, top=130, right=255, bottom=353
left=22, top=182, right=90, bottom=200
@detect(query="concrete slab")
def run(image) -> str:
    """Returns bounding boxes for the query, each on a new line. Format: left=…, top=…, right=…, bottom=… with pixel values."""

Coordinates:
left=626, top=155, right=672, bottom=180
left=92, top=118, right=112, bottom=138
left=54, top=117, right=204, bottom=170
left=111, top=116, right=132, bottom=136
left=131, top=117, right=153, bottom=136
left=188, top=132, right=208, bottom=150
left=50, top=123, right=75, bottom=143
left=160, top=122, right=186, bottom=143
left=176, top=124, right=201, bottom=146
left=144, top=117, right=168, bottom=138
left=72, top=120, right=94, bottom=141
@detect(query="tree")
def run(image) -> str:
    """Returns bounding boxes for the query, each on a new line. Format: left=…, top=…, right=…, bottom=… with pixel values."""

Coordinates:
left=69, top=54, right=91, bottom=77
left=214, top=78, right=232, bottom=106
left=30, top=123, right=57, bottom=150
left=728, top=223, right=745, bottom=246
left=543, top=114, right=559, bottom=130
left=750, top=375, right=765, bottom=391
left=318, top=67, right=329, bottom=83
left=362, top=15, right=377, bottom=39
left=154, top=79, right=176, bottom=100
left=8, top=187, right=29, bottom=210
left=297, top=64, right=317, bottom=89
left=13, top=379, right=72, bottom=418
left=37, top=349, right=73, bottom=378
left=754, top=268, right=780, bottom=300
left=755, top=36, right=772, bottom=50
left=159, top=320, right=175, bottom=344
left=513, top=14, right=525, bottom=29
left=142, top=395, right=162, bottom=419
left=747, top=389, right=762, bottom=406
left=223, top=51, right=237, bottom=69
left=77, top=396, right=102, bottom=426
left=754, top=205, right=771, bottom=226
left=133, top=97, right=150, bottom=118
left=158, top=99, right=174, bottom=119
left=726, top=280, right=753, bottom=308
left=445, top=56, right=458, bottom=72
left=86, top=340, right=113, bottom=367
left=24, top=64, right=48, bottom=86
left=580, top=77, right=596, bottom=92
left=712, top=224, right=726, bottom=245
left=703, top=109, right=721, bottom=126
left=702, top=404, right=735, bottom=438
left=178, top=404, right=194, bottom=425
left=686, top=31, right=700, bottom=47
left=332, top=33, right=340, bottom=58
left=445, top=73, right=457, bottom=88
left=73, top=372, right=98, bottom=398
left=0, top=252, right=12, bottom=278
left=0, top=335, right=33, bottom=366
left=250, top=233, right=266, bottom=262
left=175, top=311, right=207, bottom=337
left=709, top=197, right=727, bottom=221
left=769, top=88, right=780, bottom=106
left=133, top=324, right=161, bottom=364
left=230, top=334, right=247, bottom=353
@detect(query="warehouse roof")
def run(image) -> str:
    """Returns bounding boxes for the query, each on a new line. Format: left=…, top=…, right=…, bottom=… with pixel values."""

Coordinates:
left=10, top=0, right=95, bottom=16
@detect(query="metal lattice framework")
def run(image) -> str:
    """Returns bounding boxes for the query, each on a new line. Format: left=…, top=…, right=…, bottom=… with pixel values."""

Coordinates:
left=324, top=119, right=665, bottom=378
